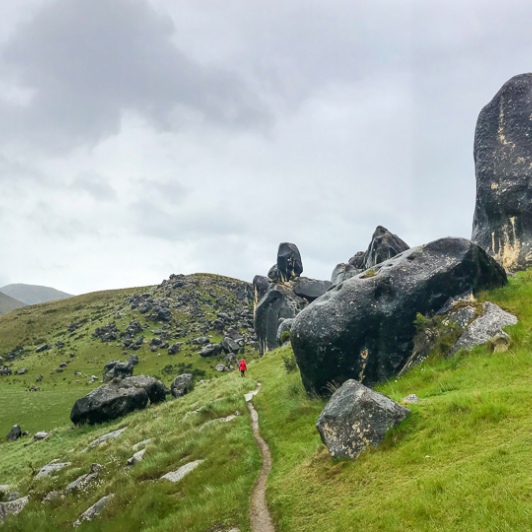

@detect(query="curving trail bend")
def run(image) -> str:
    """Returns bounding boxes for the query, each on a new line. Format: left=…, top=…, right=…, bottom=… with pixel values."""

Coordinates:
left=246, top=384, right=275, bottom=532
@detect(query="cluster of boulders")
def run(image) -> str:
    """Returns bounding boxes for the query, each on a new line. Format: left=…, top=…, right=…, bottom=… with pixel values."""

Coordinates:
left=253, top=243, right=332, bottom=354
left=103, top=354, right=139, bottom=381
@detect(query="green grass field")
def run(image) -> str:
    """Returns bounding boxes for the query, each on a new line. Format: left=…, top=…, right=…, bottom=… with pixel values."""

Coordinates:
left=0, top=270, right=530, bottom=530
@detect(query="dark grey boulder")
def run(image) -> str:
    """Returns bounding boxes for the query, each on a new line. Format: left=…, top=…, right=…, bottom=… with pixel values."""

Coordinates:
left=70, top=383, right=149, bottom=425
left=267, top=265, right=282, bottom=283
left=293, top=277, right=332, bottom=302
left=331, top=263, right=360, bottom=286
left=221, top=337, right=240, bottom=354
left=168, top=343, right=182, bottom=355
left=114, top=376, right=169, bottom=404
left=277, top=242, right=303, bottom=282
left=254, top=283, right=307, bottom=355
left=6, top=425, right=22, bottom=441
left=171, top=373, right=194, bottom=398
left=199, top=344, right=222, bottom=357
left=291, top=238, right=507, bottom=394
left=472, top=73, right=532, bottom=272
left=252, top=275, right=271, bottom=305
left=103, top=354, right=138, bottom=382
left=363, top=225, right=409, bottom=269
left=316, top=379, right=410, bottom=459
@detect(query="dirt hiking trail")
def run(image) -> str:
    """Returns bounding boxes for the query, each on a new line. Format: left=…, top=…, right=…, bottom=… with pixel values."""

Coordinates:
left=246, top=384, right=275, bottom=532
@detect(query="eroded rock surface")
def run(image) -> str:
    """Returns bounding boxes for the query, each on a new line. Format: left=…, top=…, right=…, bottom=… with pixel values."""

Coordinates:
left=472, top=73, right=532, bottom=272
left=291, top=238, right=507, bottom=393
left=316, top=380, right=410, bottom=459
left=0, top=496, right=29, bottom=523
left=73, top=494, right=114, bottom=527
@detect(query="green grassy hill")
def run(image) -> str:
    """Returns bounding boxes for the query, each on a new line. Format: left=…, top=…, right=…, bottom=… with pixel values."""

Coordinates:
left=0, top=270, right=530, bottom=531
left=0, top=292, right=26, bottom=315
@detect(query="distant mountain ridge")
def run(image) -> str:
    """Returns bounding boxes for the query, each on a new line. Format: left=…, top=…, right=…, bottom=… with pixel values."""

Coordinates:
left=0, top=283, right=73, bottom=305
left=0, top=292, right=26, bottom=315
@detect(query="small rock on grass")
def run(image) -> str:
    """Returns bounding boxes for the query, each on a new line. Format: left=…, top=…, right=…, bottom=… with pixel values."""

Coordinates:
left=402, top=394, right=419, bottom=404
left=73, top=494, right=114, bottom=528
left=36, top=462, right=72, bottom=479
left=160, top=460, right=204, bottom=483
left=0, top=496, right=29, bottom=523
left=127, top=449, right=146, bottom=466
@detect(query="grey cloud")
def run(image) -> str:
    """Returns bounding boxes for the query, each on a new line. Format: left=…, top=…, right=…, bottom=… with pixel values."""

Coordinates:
left=70, top=172, right=118, bottom=202
left=0, top=0, right=272, bottom=151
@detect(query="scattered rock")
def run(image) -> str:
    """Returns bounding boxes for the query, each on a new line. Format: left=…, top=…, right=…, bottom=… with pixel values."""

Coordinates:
left=103, top=354, right=138, bottom=381
left=199, top=344, right=222, bottom=357
left=6, top=425, right=22, bottom=442
left=36, top=461, right=72, bottom=478
left=34, top=431, right=49, bottom=441
left=221, top=337, right=240, bottom=354
left=132, top=438, right=153, bottom=451
left=127, top=449, right=146, bottom=466
left=316, top=379, right=410, bottom=459
left=65, top=472, right=99, bottom=493
left=291, top=238, right=507, bottom=393
left=86, top=428, right=127, bottom=449
left=472, top=73, right=532, bottom=272
left=490, top=331, right=511, bottom=352
left=160, top=460, right=204, bottom=483
left=402, top=394, right=419, bottom=404
left=73, top=494, right=114, bottom=527
left=171, top=373, right=194, bottom=398
left=16, top=368, right=27, bottom=375
left=36, top=344, right=51, bottom=353
left=215, top=364, right=226, bottom=372
left=0, top=496, right=29, bottom=523
left=450, top=302, right=517, bottom=355
left=168, top=343, right=182, bottom=355
left=71, top=379, right=148, bottom=425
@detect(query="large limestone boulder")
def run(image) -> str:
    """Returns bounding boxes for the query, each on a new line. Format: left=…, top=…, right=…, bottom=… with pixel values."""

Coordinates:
left=472, top=73, right=532, bottom=272
left=254, top=283, right=307, bottom=355
left=292, top=277, right=332, bottom=301
left=114, top=375, right=169, bottom=404
left=291, top=238, right=507, bottom=394
left=277, top=242, right=303, bottom=282
left=170, top=373, right=194, bottom=398
left=70, top=380, right=149, bottom=425
left=316, top=379, right=410, bottom=459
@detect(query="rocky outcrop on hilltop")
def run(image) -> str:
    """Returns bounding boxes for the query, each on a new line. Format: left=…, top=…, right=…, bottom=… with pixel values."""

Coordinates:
left=291, top=238, right=507, bottom=394
left=472, top=73, right=532, bottom=272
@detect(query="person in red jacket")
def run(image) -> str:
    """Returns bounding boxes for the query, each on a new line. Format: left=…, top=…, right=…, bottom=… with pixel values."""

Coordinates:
left=239, top=358, right=247, bottom=377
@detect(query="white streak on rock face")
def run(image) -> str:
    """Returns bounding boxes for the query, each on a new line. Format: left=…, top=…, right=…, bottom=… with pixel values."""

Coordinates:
left=36, top=462, right=72, bottom=478
left=73, top=494, right=114, bottom=528
left=160, top=460, right=204, bottom=483
left=0, top=496, right=29, bottom=523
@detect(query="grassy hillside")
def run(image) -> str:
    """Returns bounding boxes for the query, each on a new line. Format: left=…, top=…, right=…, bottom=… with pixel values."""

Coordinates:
left=0, top=273, right=257, bottom=437
left=0, top=270, right=530, bottom=530
left=0, top=292, right=25, bottom=315
left=0, top=283, right=72, bottom=305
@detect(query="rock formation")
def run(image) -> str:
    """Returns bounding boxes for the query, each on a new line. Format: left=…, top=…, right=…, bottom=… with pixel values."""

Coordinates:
left=70, top=375, right=168, bottom=425
left=291, top=238, right=507, bottom=394
left=316, top=379, right=410, bottom=459
left=472, top=73, right=532, bottom=272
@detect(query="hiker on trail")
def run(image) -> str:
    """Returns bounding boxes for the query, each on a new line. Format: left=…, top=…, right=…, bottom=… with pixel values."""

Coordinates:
left=239, top=358, right=247, bottom=377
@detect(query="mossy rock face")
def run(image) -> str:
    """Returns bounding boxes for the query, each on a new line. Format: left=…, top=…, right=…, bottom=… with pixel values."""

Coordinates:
left=291, top=238, right=507, bottom=394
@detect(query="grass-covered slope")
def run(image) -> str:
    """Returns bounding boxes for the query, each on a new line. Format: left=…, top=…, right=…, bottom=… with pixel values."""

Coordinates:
left=0, top=273, right=257, bottom=437
left=0, top=270, right=530, bottom=531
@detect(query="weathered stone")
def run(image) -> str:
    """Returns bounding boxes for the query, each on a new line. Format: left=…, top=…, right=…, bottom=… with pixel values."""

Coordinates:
left=34, top=431, right=49, bottom=441
left=254, top=284, right=307, bottom=355
left=127, top=449, right=146, bottom=466
left=291, top=238, right=507, bottom=393
left=65, top=472, right=99, bottom=493
left=160, top=460, right=204, bottom=483
left=168, top=343, right=182, bottom=355
left=171, top=373, right=194, bottom=398
left=87, top=428, right=127, bottom=449
left=292, top=277, right=332, bottom=302
left=36, top=461, right=72, bottom=478
left=489, top=331, right=511, bottom=352
left=113, top=375, right=169, bottom=404
left=403, top=394, right=419, bottom=404
left=277, top=242, right=303, bottom=281
left=316, top=380, right=410, bottom=459
left=215, top=364, right=226, bottom=372
left=363, top=225, right=409, bottom=269
left=0, top=496, right=29, bottom=523
left=103, top=354, right=138, bottom=381
left=199, top=344, right=222, bottom=357
left=348, top=251, right=365, bottom=269
left=71, top=381, right=148, bottom=425
left=472, top=73, right=532, bottom=272
left=450, top=302, right=517, bottom=355
left=253, top=275, right=271, bottom=306
left=6, top=425, right=22, bottom=442
left=221, top=337, right=240, bottom=354
left=73, top=494, right=114, bottom=527
left=276, top=318, right=294, bottom=345
left=330, top=263, right=360, bottom=286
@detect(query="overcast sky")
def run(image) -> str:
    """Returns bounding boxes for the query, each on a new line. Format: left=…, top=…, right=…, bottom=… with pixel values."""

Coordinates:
left=0, top=0, right=531, bottom=295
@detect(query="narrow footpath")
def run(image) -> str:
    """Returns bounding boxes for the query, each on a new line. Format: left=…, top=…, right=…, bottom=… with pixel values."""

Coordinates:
left=245, top=384, right=275, bottom=532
